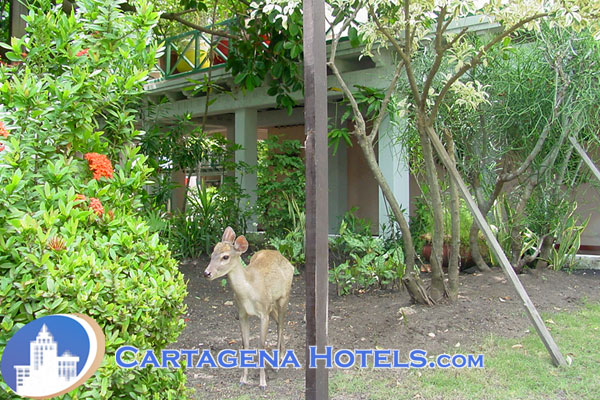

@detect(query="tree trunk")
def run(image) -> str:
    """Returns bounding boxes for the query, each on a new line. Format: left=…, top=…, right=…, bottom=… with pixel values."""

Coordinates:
left=418, top=117, right=447, bottom=302
left=353, top=134, right=432, bottom=304
left=468, top=176, right=505, bottom=272
left=444, top=129, right=460, bottom=301
left=509, top=181, right=536, bottom=266
left=469, top=223, right=490, bottom=271
left=535, top=234, right=555, bottom=269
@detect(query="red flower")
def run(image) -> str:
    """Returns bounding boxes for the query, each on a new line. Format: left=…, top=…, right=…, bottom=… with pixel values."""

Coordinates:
left=89, top=197, right=104, bottom=216
left=0, top=143, right=4, bottom=152
left=84, top=152, right=114, bottom=180
left=76, top=48, right=89, bottom=57
left=0, top=121, right=8, bottom=138
left=48, top=236, right=66, bottom=251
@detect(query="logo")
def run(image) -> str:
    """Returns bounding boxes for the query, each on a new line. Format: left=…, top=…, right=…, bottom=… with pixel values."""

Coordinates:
left=1, top=314, right=105, bottom=399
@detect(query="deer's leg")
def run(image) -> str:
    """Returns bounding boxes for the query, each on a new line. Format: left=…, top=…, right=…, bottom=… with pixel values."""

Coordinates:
left=276, top=298, right=288, bottom=357
left=239, top=312, right=250, bottom=386
left=259, top=313, right=269, bottom=389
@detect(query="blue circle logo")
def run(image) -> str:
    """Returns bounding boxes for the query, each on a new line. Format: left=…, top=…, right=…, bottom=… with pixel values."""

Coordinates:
left=1, top=314, right=105, bottom=399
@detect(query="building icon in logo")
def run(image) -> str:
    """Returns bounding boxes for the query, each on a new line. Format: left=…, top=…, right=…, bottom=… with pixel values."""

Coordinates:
left=13, top=324, right=80, bottom=396
left=1, top=314, right=105, bottom=399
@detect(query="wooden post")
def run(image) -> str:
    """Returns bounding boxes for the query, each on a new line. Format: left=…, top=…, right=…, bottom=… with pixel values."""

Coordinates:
left=424, top=125, right=567, bottom=367
left=569, top=136, right=600, bottom=186
left=303, top=0, right=329, bottom=398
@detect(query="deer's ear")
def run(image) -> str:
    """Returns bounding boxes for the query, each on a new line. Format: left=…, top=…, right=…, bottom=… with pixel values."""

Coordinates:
left=234, top=235, right=249, bottom=254
left=222, top=227, right=236, bottom=243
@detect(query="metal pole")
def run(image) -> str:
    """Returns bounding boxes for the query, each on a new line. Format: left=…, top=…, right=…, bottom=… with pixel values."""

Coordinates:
left=303, top=0, right=329, bottom=398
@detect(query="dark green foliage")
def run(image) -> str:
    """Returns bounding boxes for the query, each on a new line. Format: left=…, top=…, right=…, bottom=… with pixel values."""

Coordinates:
left=268, top=194, right=305, bottom=271
left=329, top=210, right=405, bottom=295
left=140, top=116, right=251, bottom=258
left=225, top=2, right=303, bottom=113
left=256, top=135, right=305, bottom=238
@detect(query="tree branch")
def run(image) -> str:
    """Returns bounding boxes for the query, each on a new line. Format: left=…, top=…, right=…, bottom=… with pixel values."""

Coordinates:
left=330, top=2, right=361, bottom=60
left=517, top=234, right=551, bottom=269
left=368, top=59, right=405, bottom=144
left=161, top=13, right=239, bottom=40
left=444, top=26, right=469, bottom=51
left=328, top=8, right=367, bottom=139
left=421, top=7, right=448, bottom=109
left=120, top=2, right=241, bottom=41
left=431, top=12, right=548, bottom=120
left=368, top=6, right=421, bottom=105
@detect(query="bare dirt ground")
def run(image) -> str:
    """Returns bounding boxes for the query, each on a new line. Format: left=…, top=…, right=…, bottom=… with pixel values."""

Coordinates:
left=176, top=258, right=600, bottom=400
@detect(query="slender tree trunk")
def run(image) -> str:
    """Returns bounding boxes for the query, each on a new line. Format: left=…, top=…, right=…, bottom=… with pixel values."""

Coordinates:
left=509, top=181, right=536, bottom=266
left=354, top=134, right=433, bottom=305
left=418, top=116, right=447, bottom=302
left=469, top=177, right=504, bottom=271
left=535, top=234, right=555, bottom=269
left=510, top=113, right=571, bottom=267
left=444, top=129, right=460, bottom=300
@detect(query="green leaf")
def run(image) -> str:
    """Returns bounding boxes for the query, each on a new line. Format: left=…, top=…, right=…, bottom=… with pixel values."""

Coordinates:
left=349, top=27, right=360, bottom=47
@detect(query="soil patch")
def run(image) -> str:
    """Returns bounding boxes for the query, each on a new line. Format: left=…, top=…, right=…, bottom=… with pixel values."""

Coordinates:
left=176, top=259, right=600, bottom=400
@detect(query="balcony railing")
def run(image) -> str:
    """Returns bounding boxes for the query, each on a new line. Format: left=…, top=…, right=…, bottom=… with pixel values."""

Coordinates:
left=150, top=21, right=233, bottom=81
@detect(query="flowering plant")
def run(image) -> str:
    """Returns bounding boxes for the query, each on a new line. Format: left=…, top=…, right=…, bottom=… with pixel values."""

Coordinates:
left=0, top=1, right=188, bottom=398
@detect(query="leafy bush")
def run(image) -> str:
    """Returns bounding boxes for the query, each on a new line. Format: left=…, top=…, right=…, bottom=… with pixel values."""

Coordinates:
left=268, top=194, right=305, bottom=271
left=140, top=115, right=252, bottom=258
left=548, top=205, right=588, bottom=271
left=411, top=188, right=488, bottom=266
left=329, top=210, right=405, bottom=295
left=256, top=135, right=305, bottom=238
left=167, top=178, right=251, bottom=258
left=0, top=1, right=188, bottom=398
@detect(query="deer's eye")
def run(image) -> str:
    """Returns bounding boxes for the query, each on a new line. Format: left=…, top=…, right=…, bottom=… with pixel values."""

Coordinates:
left=222, top=255, right=229, bottom=261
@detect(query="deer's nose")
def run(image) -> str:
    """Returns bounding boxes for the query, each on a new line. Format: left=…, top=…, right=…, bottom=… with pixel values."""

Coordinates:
left=203, top=270, right=212, bottom=278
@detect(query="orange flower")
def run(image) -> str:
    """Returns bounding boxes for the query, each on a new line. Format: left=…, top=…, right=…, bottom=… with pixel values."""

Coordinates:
left=106, top=209, right=115, bottom=221
left=77, top=48, right=89, bottom=57
left=89, top=197, right=104, bottom=216
left=0, top=121, right=8, bottom=138
left=75, top=194, right=86, bottom=202
left=84, top=153, right=114, bottom=180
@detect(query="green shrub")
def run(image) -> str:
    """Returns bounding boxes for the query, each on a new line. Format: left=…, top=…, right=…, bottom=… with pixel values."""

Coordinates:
left=167, top=177, right=251, bottom=258
left=329, top=210, right=405, bottom=295
left=268, top=194, right=305, bottom=271
left=256, top=135, right=305, bottom=238
left=140, top=118, right=252, bottom=258
left=0, top=1, right=187, bottom=398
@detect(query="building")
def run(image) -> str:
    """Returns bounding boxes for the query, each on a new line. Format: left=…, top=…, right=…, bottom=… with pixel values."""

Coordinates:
left=13, top=324, right=80, bottom=397
left=143, top=17, right=598, bottom=252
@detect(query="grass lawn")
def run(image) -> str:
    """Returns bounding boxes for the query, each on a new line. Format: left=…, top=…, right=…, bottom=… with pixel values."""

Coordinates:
left=329, top=302, right=600, bottom=400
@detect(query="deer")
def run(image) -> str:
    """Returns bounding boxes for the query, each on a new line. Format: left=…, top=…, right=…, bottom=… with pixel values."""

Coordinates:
left=203, top=226, right=294, bottom=390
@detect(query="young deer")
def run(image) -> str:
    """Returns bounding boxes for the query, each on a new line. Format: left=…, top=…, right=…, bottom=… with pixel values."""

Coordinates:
left=203, top=227, right=294, bottom=389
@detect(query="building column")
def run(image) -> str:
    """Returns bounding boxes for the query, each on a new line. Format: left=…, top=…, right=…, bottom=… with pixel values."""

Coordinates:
left=234, top=108, right=258, bottom=225
left=378, top=116, right=410, bottom=235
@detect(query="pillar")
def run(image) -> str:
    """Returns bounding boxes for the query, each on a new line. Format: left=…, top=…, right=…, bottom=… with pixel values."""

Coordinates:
left=378, top=116, right=410, bottom=234
left=234, top=108, right=258, bottom=225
